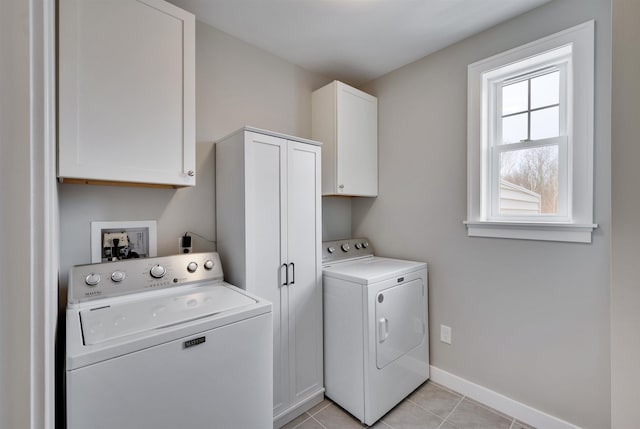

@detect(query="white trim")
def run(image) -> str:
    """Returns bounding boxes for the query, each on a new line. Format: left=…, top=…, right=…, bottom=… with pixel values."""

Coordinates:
left=429, top=366, right=582, bottom=429
left=30, top=0, right=57, bottom=428
left=43, top=0, right=58, bottom=423
left=466, top=20, right=595, bottom=243
left=464, top=220, right=597, bottom=243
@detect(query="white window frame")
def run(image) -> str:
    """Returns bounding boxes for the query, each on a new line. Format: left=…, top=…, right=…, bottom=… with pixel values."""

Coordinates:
left=489, top=55, right=569, bottom=221
left=465, top=21, right=597, bottom=243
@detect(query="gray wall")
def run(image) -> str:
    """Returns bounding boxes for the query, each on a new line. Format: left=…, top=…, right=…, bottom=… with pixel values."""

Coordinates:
left=322, top=196, right=352, bottom=241
left=354, top=1, right=611, bottom=428
left=610, top=0, right=640, bottom=426
left=58, top=22, right=330, bottom=290
left=1, top=0, right=33, bottom=426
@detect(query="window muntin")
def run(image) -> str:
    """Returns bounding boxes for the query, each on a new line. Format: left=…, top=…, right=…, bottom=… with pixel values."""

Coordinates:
left=489, top=62, right=569, bottom=220
left=500, top=70, right=561, bottom=144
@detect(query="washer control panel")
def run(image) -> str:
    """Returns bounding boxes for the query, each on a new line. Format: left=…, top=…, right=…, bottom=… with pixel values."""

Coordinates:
left=322, top=238, right=373, bottom=263
left=68, top=252, right=223, bottom=304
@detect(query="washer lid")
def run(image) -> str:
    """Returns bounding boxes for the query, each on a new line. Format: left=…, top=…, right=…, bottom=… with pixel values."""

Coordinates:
left=322, top=257, right=426, bottom=285
left=80, top=285, right=257, bottom=345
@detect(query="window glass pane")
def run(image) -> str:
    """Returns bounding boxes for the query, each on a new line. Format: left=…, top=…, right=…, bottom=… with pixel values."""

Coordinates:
left=502, top=113, right=528, bottom=144
left=502, top=80, right=528, bottom=115
left=531, top=71, right=559, bottom=109
left=499, top=146, right=558, bottom=215
left=531, top=106, right=559, bottom=140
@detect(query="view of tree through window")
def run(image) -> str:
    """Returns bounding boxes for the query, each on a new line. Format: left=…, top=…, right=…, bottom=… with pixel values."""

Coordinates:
left=498, top=70, right=561, bottom=215
left=500, top=147, right=558, bottom=214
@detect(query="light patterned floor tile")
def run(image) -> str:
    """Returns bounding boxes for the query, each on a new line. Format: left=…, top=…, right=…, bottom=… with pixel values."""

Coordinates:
left=308, top=398, right=332, bottom=416
left=295, top=417, right=325, bottom=429
left=281, top=413, right=312, bottom=429
left=313, top=403, right=366, bottom=429
left=409, top=381, right=463, bottom=418
left=445, top=398, right=512, bottom=429
left=381, top=400, right=443, bottom=429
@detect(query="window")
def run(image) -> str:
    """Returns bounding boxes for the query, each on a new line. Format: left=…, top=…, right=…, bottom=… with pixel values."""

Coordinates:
left=465, top=21, right=597, bottom=243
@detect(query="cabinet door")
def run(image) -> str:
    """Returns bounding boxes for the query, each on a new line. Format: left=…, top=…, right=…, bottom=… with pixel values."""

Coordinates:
left=58, top=0, right=195, bottom=186
left=336, top=82, right=378, bottom=196
left=244, top=132, right=290, bottom=416
left=286, top=141, right=323, bottom=402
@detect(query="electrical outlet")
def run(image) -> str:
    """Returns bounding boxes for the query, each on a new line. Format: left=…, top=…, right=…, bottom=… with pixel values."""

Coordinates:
left=179, top=236, right=192, bottom=254
left=440, top=324, right=452, bottom=345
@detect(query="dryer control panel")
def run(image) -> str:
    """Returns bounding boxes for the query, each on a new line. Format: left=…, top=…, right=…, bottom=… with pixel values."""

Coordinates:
left=68, top=252, right=223, bottom=305
left=322, top=238, right=374, bottom=264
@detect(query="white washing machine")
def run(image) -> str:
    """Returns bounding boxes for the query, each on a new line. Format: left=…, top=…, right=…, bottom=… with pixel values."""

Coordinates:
left=66, top=252, right=272, bottom=429
left=322, top=238, right=429, bottom=426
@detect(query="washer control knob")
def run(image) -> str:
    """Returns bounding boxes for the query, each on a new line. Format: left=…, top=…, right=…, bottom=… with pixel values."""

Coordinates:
left=187, top=262, right=198, bottom=273
left=327, top=246, right=336, bottom=254
left=355, top=243, right=362, bottom=250
left=111, top=271, right=126, bottom=282
left=341, top=243, right=350, bottom=252
left=85, top=273, right=101, bottom=286
left=203, top=260, right=214, bottom=270
left=150, top=265, right=167, bottom=279
left=362, top=241, right=369, bottom=249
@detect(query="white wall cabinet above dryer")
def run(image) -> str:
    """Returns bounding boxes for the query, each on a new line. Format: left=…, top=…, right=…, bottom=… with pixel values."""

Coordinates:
left=215, top=127, right=324, bottom=428
left=312, top=80, right=378, bottom=196
left=58, top=0, right=195, bottom=188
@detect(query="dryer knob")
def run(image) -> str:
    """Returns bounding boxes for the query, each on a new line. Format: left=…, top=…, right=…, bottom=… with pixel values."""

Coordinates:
left=203, top=260, right=214, bottom=270
left=150, top=264, right=167, bottom=279
left=362, top=241, right=369, bottom=249
left=327, top=246, right=336, bottom=254
left=355, top=243, right=362, bottom=250
left=341, top=244, right=350, bottom=252
left=187, top=262, right=198, bottom=273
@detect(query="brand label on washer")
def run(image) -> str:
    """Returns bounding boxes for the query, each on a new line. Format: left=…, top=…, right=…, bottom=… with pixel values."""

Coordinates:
left=183, top=336, right=206, bottom=349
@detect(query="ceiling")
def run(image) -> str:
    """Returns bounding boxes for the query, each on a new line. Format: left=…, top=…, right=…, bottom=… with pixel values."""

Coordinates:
left=168, top=0, right=552, bottom=85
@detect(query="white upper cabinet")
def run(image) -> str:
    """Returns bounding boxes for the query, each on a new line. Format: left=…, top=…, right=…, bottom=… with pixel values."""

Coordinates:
left=312, top=81, right=378, bottom=196
left=58, top=0, right=195, bottom=187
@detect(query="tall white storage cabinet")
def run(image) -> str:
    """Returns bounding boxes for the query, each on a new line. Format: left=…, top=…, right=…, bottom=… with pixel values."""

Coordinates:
left=215, top=127, right=324, bottom=428
left=312, top=81, right=378, bottom=196
left=58, top=0, right=195, bottom=187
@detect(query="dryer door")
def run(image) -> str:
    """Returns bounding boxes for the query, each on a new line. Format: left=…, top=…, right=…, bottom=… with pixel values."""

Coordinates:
left=375, top=279, right=425, bottom=369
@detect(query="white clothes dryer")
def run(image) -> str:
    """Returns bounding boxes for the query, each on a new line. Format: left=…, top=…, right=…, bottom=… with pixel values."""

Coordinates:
left=322, top=238, right=429, bottom=426
left=66, top=252, right=272, bottom=429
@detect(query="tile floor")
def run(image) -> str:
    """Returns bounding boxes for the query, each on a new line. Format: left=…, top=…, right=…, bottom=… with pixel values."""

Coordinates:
left=282, top=381, right=536, bottom=429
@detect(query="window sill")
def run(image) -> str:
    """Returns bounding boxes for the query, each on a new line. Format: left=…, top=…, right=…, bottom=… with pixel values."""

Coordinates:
left=463, top=220, right=597, bottom=243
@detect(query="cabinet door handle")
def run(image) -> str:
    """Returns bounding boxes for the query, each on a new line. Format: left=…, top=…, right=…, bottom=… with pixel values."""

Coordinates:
left=281, top=263, right=288, bottom=287
left=289, top=262, right=295, bottom=285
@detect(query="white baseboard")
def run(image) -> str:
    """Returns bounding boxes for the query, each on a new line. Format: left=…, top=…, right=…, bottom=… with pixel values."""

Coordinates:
left=429, top=366, right=581, bottom=429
